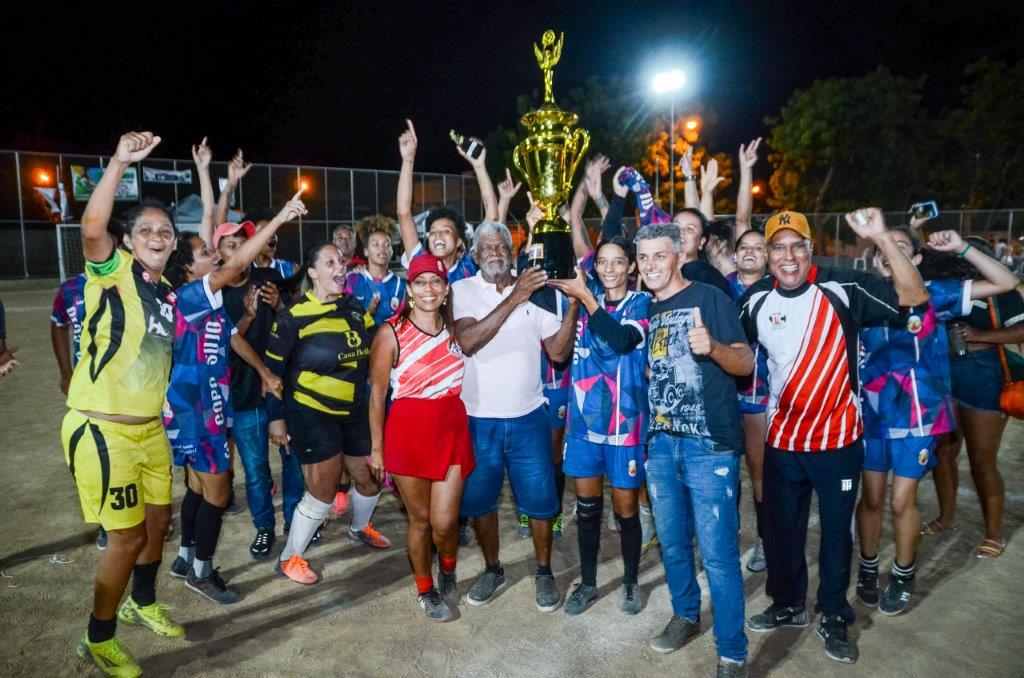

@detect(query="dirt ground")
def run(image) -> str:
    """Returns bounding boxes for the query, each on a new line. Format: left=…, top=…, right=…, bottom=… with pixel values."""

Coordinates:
left=1, top=281, right=1022, bottom=677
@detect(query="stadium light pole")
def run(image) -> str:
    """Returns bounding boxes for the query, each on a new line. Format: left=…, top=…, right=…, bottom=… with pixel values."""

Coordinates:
left=652, top=68, right=686, bottom=213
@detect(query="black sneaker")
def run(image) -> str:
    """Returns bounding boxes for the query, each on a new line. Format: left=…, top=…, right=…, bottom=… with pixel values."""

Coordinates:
left=466, top=569, right=506, bottom=606
left=223, top=493, right=243, bottom=516
left=619, top=582, right=642, bottom=615
left=817, top=615, right=858, bottom=664
left=746, top=605, right=811, bottom=632
left=186, top=568, right=238, bottom=604
left=418, top=588, right=454, bottom=622
left=856, top=566, right=879, bottom=607
left=879, top=575, right=915, bottom=616
left=437, top=556, right=457, bottom=600
left=563, top=583, right=598, bottom=616
left=717, top=659, right=748, bottom=678
left=169, top=556, right=191, bottom=579
left=534, top=574, right=560, bottom=612
left=649, top=615, right=700, bottom=653
left=249, top=528, right=275, bottom=560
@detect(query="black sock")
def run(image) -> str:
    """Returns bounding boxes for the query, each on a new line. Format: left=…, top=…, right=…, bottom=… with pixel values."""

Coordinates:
left=195, top=500, right=227, bottom=563
left=860, top=552, right=880, bottom=572
left=338, top=482, right=351, bottom=493
left=536, top=564, right=553, bottom=576
left=555, top=471, right=566, bottom=508
left=892, top=560, right=916, bottom=581
left=87, top=613, right=117, bottom=644
left=180, top=487, right=202, bottom=547
left=753, top=498, right=764, bottom=540
left=131, top=560, right=161, bottom=607
left=616, top=512, right=642, bottom=585
left=576, top=496, right=603, bottom=586
left=485, top=562, right=503, bottom=576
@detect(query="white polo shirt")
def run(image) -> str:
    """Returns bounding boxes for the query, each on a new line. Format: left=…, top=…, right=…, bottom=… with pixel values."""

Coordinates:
left=453, top=272, right=562, bottom=419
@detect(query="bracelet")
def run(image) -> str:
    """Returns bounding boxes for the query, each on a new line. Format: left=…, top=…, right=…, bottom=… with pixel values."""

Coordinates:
left=955, top=244, right=972, bottom=259
left=682, top=176, right=697, bottom=183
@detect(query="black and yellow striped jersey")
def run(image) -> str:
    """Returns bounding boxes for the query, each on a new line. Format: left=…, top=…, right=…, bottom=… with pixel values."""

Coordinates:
left=265, top=291, right=375, bottom=417
left=66, top=250, right=176, bottom=418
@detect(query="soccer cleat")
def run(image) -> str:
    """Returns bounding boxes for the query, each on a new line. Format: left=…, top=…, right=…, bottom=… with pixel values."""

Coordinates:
left=186, top=568, right=238, bottom=604
left=649, top=615, right=700, bottom=653
left=76, top=635, right=142, bottom=678
left=466, top=570, right=506, bottom=606
left=347, top=523, right=391, bottom=549
left=856, top=566, right=880, bottom=607
left=620, top=582, right=642, bottom=615
left=96, top=527, right=108, bottom=551
left=331, top=490, right=350, bottom=517
left=516, top=513, right=530, bottom=539
left=746, top=537, right=766, bottom=573
left=249, top=528, right=275, bottom=560
left=552, top=513, right=564, bottom=540
left=117, top=597, right=185, bottom=638
left=418, top=588, right=454, bottom=622
left=564, top=583, right=598, bottom=616
left=169, top=555, right=191, bottom=579
left=817, top=615, right=858, bottom=664
left=534, top=574, right=560, bottom=612
left=879, top=576, right=915, bottom=616
left=746, top=605, right=810, bottom=632
left=276, top=554, right=319, bottom=585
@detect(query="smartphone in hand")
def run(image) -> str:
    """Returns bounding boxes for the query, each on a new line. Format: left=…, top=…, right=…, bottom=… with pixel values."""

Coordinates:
left=909, top=201, right=939, bottom=220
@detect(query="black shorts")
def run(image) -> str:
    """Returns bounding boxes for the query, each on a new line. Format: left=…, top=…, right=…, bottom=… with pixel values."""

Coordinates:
left=286, top=402, right=371, bottom=464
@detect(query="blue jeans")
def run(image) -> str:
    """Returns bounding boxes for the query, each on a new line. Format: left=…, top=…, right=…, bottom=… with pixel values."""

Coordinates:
left=646, top=433, right=748, bottom=663
left=233, top=405, right=303, bottom=531
left=461, top=407, right=559, bottom=519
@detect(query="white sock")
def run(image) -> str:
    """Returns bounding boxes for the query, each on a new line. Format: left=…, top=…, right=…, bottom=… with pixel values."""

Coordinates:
left=178, top=546, right=195, bottom=562
left=193, top=558, right=211, bottom=578
left=349, top=491, right=380, bottom=532
left=280, top=493, right=332, bottom=562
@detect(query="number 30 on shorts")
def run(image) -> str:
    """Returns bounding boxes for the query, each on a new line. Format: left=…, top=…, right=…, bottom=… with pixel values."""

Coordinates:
left=109, top=484, right=139, bottom=511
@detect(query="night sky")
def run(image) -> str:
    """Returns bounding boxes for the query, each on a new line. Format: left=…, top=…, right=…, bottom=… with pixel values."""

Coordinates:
left=3, top=0, right=1022, bottom=173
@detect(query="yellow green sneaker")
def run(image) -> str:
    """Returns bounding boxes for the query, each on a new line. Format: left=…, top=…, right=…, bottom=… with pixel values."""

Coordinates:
left=76, top=635, right=142, bottom=677
left=117, top=597, right=185, bottom=638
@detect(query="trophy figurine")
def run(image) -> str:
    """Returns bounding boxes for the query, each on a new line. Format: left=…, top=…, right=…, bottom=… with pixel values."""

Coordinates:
left=513, top=29, right=590, bottom=279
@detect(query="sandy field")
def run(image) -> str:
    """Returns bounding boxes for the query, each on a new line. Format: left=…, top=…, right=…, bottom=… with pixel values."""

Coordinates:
left=1, top=281, right=1022, bottom=677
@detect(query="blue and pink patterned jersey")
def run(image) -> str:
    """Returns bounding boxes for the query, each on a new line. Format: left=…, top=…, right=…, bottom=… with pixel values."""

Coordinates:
left=404, top=243, right=477, bottom=283
left=567, top=290, right=651, bottom=446
left=726, top=271, right=770, bottom=410
left=344, top=269, right=407, bottom=326
left=163, top=274, right=236, bottom=447
left=859, top=279, right=971, bottom=439
left=541, top=289, right=572, bottom=391
left=51, top=274, right=87, bottom=367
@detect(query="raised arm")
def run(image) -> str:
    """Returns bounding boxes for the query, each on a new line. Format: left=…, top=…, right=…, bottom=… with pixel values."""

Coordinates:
left=496, top=168, right=522, bottom=224
left=82, top=132, right=161, bottom=262
left=584, top=154, right=611, bottom=219
left=368, top=323, right=398, bottom=477
left=927, top=230, right=1019, bottom=299
left=209, top=191, right=307, bottom=292
left=847, top=208, right=928, bottom=307
left=456, top=140, right=498, bottom=222
left=680, top=145, right=699, bottom=210
left=599, top=168, right=629, bottom=239
left=215, top=148, right=252, bottom=228
left=192, top=137, right=215, bottom=247
left=396, top=119, right=421, bottom=256
left=699, top=157, right=724, bottom=221
left=735, top=138, right=761, bottom=240
left=569, top=181, right=592, bottom=260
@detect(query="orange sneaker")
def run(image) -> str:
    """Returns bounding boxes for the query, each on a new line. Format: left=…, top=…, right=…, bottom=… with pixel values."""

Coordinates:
left=331, top=491, right=350, bottom=517
left=347, top=522, right=392, bottom=549
left=276, top=555, right=319, bottom=584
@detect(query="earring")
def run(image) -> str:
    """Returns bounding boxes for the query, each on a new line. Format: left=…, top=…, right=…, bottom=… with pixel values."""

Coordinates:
left=408, top=298, right=415, bottom=308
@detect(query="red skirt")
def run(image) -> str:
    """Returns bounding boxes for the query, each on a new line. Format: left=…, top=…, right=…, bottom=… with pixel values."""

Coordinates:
left=384, top=395, right=476, bottom=480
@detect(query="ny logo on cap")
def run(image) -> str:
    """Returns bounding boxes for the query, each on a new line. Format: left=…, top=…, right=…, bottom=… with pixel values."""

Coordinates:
left=779, top=214, right=791, bottom=225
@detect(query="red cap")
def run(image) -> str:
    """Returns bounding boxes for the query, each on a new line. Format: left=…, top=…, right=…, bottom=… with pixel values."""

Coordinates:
left=212, top=220, right=256, bottom=248
left=407, top=253, right=448, bottom=282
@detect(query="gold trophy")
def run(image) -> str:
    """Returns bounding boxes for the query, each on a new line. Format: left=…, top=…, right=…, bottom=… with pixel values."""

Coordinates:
left=513, top=30, right=590, bottom=279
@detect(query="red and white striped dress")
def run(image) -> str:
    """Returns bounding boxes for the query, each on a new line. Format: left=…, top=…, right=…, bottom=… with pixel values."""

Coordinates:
left=383, top=317, right=475, bottom=479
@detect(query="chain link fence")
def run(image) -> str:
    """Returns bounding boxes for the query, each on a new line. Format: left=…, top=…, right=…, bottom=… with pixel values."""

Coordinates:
left=0, top=149, right=483, bottom=279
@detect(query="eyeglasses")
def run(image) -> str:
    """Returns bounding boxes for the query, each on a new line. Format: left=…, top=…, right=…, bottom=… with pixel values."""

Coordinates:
left=768, top=241, right=811, bottom=255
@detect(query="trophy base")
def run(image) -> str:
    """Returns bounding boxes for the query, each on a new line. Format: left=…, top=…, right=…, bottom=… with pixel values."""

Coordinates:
left=524, top=228, right=576, bottom=280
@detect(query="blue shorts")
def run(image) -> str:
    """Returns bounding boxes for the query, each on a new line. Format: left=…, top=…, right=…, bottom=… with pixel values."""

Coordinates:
left=171, top=435, right=231, bottom=475
left=950, top=348, right=1004, bottom=414
left=462, top=407, right=559, bottom=519
left=563, top=437, right=645, bottom=489
left=544, top=387, right=569, bottom=430
left=863, top=436, right=937, bottom=479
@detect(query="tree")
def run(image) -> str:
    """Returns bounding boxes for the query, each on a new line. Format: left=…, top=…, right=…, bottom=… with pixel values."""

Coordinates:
left=763, top=67, right=932, bottom=213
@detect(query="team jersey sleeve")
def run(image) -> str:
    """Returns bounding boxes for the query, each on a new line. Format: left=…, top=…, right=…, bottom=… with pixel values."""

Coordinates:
left=737, top=279, right=771, bottom=343
left=400, top=242, right=425, bottom=269
left=588, top=307, right=644, bottom=354
left=51, top=286, right=71, bottom=326
left=84, top=249, right=131, bottom=288
left=538, top=304, right=563, bottom=341
left=265, top=307, right=297, bottom=378
left=926, top=279, right=972, bottom=321
left=175, top=274, right=222, bottom=325
left=840, top=270, right=901, bottom=326
left=344, top=271, right=361, bottom=299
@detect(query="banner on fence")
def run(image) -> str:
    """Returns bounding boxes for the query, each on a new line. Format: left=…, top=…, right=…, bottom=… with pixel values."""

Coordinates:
left=71, top=165, right=139, bottom=201
left=143, top=166, right=193, bottom=184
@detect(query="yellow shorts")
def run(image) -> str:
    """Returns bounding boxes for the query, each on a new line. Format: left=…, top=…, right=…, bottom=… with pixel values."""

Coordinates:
left=61, top=410, right=172, bottom=530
